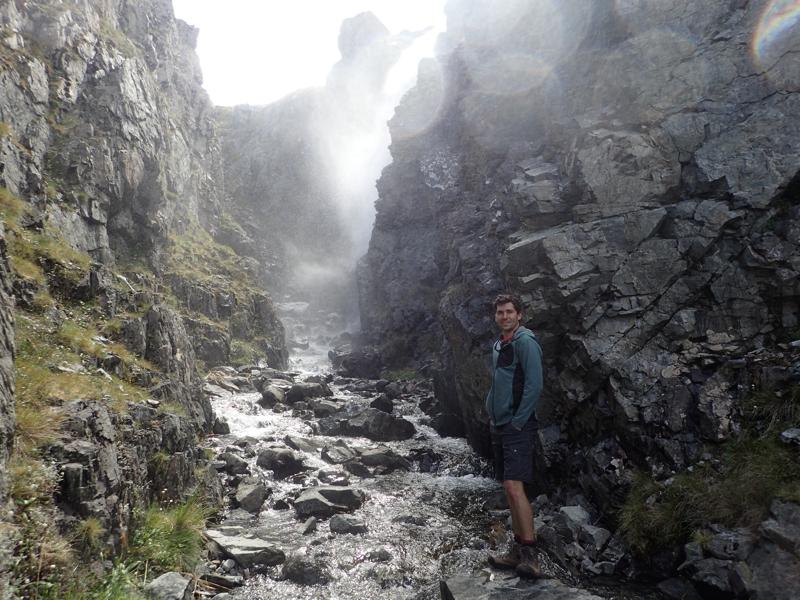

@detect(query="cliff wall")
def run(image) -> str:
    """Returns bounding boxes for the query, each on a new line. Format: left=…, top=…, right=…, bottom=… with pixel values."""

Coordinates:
left=360, top=0, right=800, bottom=506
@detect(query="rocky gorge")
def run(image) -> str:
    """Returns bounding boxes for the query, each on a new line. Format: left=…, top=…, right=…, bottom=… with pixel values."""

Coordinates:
left=0, top=0, right=798, bottom=599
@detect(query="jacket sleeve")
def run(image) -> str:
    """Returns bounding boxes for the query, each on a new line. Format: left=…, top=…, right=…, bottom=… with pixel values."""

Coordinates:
left=511, top=336, right=543, bottom=429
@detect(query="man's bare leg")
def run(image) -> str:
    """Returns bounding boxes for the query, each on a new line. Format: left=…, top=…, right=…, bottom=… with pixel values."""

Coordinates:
left=503, top=480, right=535, bottom=541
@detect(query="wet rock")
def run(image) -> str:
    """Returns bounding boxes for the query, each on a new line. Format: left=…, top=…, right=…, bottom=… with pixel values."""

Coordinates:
left=780, top=428, right=800, bottom=446
left=321, top=441, right=358, bottom=464
left=205, top=529, right=285, bottom=569
left=312, top=399, right=340, bottom=417
left=235, top=480, right=269, bottom=513
left=256, top=448, right=306, bottom=479
left=317, top=470, right=350, bottom=486
left=286, top=382, right=332, bottom=404
left=367, top=548, right=392, bottom=562
left=393, top=514, right=427, bottom=526
left=343, top=460, right=373, bottom=478
left=198, top=573, right=244, bottom=590
left=258, top=385, right=285, bottom=408
left=219, top=452, right=249, bottom=476
left=330, top=514, right=368, bottom=534
left=344, top=408, right=416, bottom=441
left=284, top=435, right=324, bottom=454
left=384, top=382, right=402, bottom=399
left=706, top=528, right=755, bottom=561
left=657, top=578, right=703, bottom=600
left=430, top=412, right=466, bottom=438
left=144, top=572, right=191, bottom=600
left=359, top=447, right=411, bottom=472
left=280, top=555, right=331, bottom=586
left=294, top=486, right=366, bottom=518
left=328, top=343, right=382, bottom=379
left=441, top=573, right=604, bottom=599
left=759, top=500, right=800, bottom=557
left=213, top=417, right=231, bottom=435
left=370, top=394, right=394, bottom=413
left=302, top=517, right=317, bottom=535
left=680, top=557, right=737, bottom=598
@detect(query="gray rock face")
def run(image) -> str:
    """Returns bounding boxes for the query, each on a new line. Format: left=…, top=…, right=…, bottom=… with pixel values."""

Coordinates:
left=358, top=0, right=800, bottom=505
left=144, top=572, right=191, bottom=600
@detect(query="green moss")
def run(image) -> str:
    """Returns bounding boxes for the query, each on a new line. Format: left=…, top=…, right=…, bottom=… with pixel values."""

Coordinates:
left=383, top=368, right=418, bottom=381
left=229, top=338, right=261, bottom=367
left=0, top=121, right=10, bottom=138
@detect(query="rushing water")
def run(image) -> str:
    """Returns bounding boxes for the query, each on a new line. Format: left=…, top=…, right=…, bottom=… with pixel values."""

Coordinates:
left=209, top=311, right=660, bottom=600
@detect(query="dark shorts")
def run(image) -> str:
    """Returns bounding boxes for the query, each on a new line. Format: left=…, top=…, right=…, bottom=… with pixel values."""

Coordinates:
left=491, top=419, right=537, bottom=483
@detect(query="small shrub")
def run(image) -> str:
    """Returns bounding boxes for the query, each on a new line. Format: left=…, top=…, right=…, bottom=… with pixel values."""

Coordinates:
left=743, top=385, right=800, bottom=433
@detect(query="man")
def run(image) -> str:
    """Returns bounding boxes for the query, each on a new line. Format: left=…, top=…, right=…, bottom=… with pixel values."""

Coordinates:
left=485, top=293, right=544, bottom=578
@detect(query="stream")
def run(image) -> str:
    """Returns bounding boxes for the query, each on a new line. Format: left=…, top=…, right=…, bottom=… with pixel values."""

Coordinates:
left=202, top=309, right=662, bottom=600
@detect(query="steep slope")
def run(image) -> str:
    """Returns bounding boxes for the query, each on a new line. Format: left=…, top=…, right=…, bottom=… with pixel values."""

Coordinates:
left=360, top=0, right=800, bottom=510
left=0, top=0, right=283, bottom=594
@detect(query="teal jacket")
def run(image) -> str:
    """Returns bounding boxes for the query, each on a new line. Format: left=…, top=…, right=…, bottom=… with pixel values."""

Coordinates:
left=485, top=327, right=543, bottom=429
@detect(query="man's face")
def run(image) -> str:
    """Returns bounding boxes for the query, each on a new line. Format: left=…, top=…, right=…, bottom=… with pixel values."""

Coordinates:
left=495, top=302, right=522, bottom=335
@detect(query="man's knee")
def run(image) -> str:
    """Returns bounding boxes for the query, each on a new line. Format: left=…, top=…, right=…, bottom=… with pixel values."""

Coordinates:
left=502, top=479, right=528, bottom=502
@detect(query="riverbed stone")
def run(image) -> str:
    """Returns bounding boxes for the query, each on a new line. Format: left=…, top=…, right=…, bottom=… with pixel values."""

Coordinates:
left=330, top=514, right=368, bottom=534
left=440, top=573, right=604, bottom=599
left=344, top=408, right=416, bottom=441
left=758, top=500, right=800, bottom=556
left=144, top=572, right=191, bottom=600
left=286, top=382, right=333, bottom=403
left=205, top=529, right=286, bottom=569
left=258, top=385, right=285, bottom=408
left=359, top=447, right=411, bottom=472
left=235, top=480, right=269, bottom=513
left=321, top=441, right=358, bottom=464
left=219, top=452, right=250, bottom=476
left=280, top=555, right=331, bottom=586
left=256, top=448, right=306, bottom=479
left=370, top=394, right=394, bottom=413
left=294, top=486, right=366, bottom=518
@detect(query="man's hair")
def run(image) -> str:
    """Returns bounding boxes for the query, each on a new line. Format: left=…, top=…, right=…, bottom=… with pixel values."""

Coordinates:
left=493, top=293, right=522, bottom=312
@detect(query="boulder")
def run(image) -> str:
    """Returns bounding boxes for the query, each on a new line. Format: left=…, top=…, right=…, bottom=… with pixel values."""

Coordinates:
left=369, top=394, right=394, bottom=413
left=205, top=529, right=285, bottom=569
left=219, top=452, right=249, bottom=476
left=235, top=481, right=270, bottom=513
left=144, top=572, right=191, bottom=600
left=330, top=514, right=367, bottom=535
left=359, top=447, right=411, bottom=472
left=256, top=449, right=306, bottom=479
left=280, top=555, right=330, bottom=586
left=258, top=385, right=285, bottom=408
left=321, top=442, right=358, bottom=464
left=441, top=574, right=604, bottom=599
left=343, top=408, right=416, bottom=441
left=286, top=382, right=332, bottom=404
left=294, top=486, right=366, bottom=518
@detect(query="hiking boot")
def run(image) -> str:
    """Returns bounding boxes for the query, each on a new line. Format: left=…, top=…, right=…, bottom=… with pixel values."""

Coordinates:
left=515, top=544, right=544, bottom=579
left=488, top=543, right=520, bottom=570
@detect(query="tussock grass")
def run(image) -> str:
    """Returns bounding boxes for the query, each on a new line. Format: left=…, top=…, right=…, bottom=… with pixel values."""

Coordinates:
left=14, top=402, right=65, bottom=455
left=743, top=385, right=800, bottom=434
left=130, top=496, right=209, bottom=572
left=72, top=517, right=106, bottom=553
left=620, top=436, right=800, bottom=554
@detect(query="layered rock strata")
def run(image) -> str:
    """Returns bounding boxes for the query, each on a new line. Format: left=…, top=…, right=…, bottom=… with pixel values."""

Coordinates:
left=360, top=0, right=800, bottom=501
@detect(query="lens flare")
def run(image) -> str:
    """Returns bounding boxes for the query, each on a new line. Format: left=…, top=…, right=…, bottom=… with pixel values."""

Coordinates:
left=752, top=0, right=800, bottom=67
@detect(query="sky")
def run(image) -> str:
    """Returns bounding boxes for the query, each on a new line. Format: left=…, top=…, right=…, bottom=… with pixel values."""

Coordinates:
left=171, top=0, right=447, bottom=106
